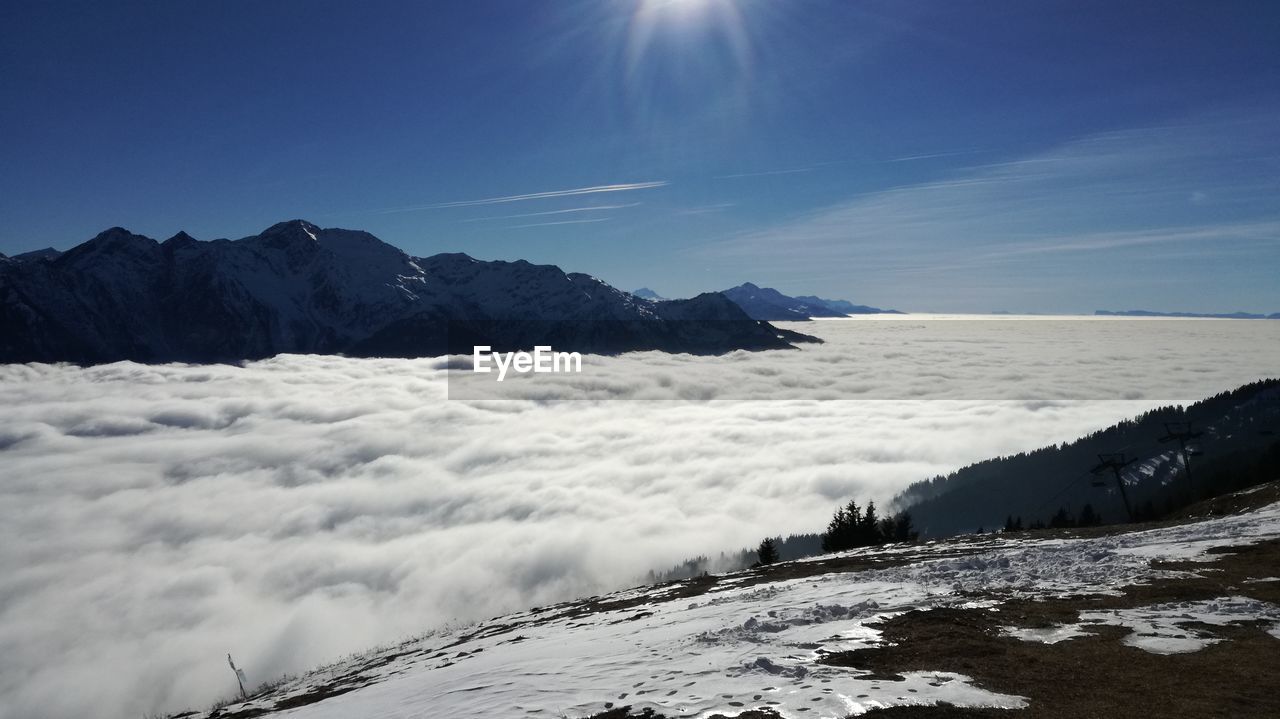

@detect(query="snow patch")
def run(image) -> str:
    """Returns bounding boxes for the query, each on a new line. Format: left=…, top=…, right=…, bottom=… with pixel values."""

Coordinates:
left=1080, top=596, right=1280, bottom=654
left=1001, top=624, right=1093, bottom=644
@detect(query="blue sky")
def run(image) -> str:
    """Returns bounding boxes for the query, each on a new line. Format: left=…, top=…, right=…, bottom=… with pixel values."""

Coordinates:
left=2, top=0, right=1278, bottom=312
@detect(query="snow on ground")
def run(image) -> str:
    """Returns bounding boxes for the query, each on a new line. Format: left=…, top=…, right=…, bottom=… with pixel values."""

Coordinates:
left=197, top=500, right=1280, bottom=719
left=1000, top=624, right=1093, bottom=644
left=1079, top=596, right=1280, bottom=654
left=1003, top=596, right=1280, bottom=654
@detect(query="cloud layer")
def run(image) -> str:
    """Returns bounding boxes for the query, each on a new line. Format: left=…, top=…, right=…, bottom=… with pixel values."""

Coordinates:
left=0, top=318, right=1274, bottom=719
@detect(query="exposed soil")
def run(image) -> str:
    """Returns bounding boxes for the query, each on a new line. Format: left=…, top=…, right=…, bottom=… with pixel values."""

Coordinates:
left=586, top=527, right=1280, bottom=719
left=819, top=538, right=1280, bottom=719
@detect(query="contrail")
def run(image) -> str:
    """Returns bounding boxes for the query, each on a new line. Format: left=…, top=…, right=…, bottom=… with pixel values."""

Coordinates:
left=378, top=182, right=667, bottom=213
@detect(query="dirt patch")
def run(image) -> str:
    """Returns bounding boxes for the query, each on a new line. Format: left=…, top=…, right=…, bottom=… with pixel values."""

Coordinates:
left=819, top=538, right=1280, bottom=718
left=587, top=707, right=784, bottom=719
left=1167, top=480, right=1280, bottom=520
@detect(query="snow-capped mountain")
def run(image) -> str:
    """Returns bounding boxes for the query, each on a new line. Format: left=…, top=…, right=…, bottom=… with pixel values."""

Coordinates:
left=720, top=282, right=899, bottom=321
left=0, top=221, right=816, bottom=364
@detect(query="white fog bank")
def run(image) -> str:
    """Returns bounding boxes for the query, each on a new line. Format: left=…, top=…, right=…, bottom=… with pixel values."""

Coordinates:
left=1, top=317, right=1274, bottom=719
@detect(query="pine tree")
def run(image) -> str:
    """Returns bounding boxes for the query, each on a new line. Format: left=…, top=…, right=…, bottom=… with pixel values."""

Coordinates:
left=1048, top=507, right=1075, bottom=528
left=1078, top=503, right=1101, bottom=527
left=757, top=537, right=779, bottom=565
left=861, top=501, right=881, bottom=546
left=821, top=507, right=848, bottom=552
left=877, top=517, right=896, bottom=540
left=892, top=511, right=919, bottom=542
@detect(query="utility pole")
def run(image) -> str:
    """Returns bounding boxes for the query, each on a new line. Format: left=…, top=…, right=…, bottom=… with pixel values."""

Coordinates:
left=1091, top=453, right=1137, bottom=522
left=1159, top=421, right=1203, bottom=496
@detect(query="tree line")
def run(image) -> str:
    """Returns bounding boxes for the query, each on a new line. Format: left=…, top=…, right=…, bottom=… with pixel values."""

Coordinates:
left=753, top=499, right=918, bottom=567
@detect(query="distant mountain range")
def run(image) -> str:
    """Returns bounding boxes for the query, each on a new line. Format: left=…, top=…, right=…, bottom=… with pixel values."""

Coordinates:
left=719, top=283, right=901, bottom=321
left=0, top=221, right=818, bottom=364
left=631, top=287, right=667, bottom=301
left=1096, top=309, right=1280, bottom=319
left=894, top=379, right=1280, bottom=537
left=631, top=283, right=899, bottom=320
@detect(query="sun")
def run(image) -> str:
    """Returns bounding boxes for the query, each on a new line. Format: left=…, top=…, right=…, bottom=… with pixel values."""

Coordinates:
left=626, top=0, right=751, bottom=69
left=636, top=0, right=722, bottom=24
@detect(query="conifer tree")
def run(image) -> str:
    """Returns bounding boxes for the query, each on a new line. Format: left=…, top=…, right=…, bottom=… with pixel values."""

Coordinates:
left=757, top=537, right=779, bottom=565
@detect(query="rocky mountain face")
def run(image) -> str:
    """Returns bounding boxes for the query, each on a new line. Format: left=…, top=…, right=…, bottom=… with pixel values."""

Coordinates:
left=0, top=221, right=816, bottom=364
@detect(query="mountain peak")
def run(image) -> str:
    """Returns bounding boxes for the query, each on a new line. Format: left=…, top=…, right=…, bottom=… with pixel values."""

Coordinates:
left=163, top=231, right=198, bottom=246
left=10, top=247, right=62, bottom=262
left=92, top=226, right=137, bottom=242
left=261, top=219, right=320, bottom=240
left=80, top=227, right=158, bottom=253
left=632, top=287, right=667, bottom=301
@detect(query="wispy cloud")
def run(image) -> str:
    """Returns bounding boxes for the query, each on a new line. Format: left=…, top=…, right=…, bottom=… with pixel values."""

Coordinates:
left=376, top=182, right=667, bottom=213
left=886, top=149, right=984, bottom=163
left=507, top=218, right=611, bottom=229
left=461, top=203, right=640, bottom=223
left=692, top=108, right=1280, bottom=311
left=675, top=202, right=736, bottom=216
left=715, top=167, right=814, bottom=180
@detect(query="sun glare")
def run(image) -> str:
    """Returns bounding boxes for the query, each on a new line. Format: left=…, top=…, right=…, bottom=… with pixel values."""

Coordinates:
left=625, top=0, right=752, bottom=78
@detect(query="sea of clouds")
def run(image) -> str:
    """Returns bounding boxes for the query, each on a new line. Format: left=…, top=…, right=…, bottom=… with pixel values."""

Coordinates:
left=0, top=317, right=1275, bottom=719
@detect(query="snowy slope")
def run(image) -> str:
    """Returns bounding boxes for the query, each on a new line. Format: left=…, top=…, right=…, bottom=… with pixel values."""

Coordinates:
left=0, top=221, right=812, bottom=363
left=187, top=498, right=1280, bottom=719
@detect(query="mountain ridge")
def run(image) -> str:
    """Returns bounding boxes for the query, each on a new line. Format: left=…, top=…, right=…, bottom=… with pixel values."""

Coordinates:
left=892, top=379, right=1280, bottom=537
left=1096, top=309, right=1280, bottom=320
left=719, top=282, right=900, bottom=320
left=0, top=221, right=817, bottom=364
